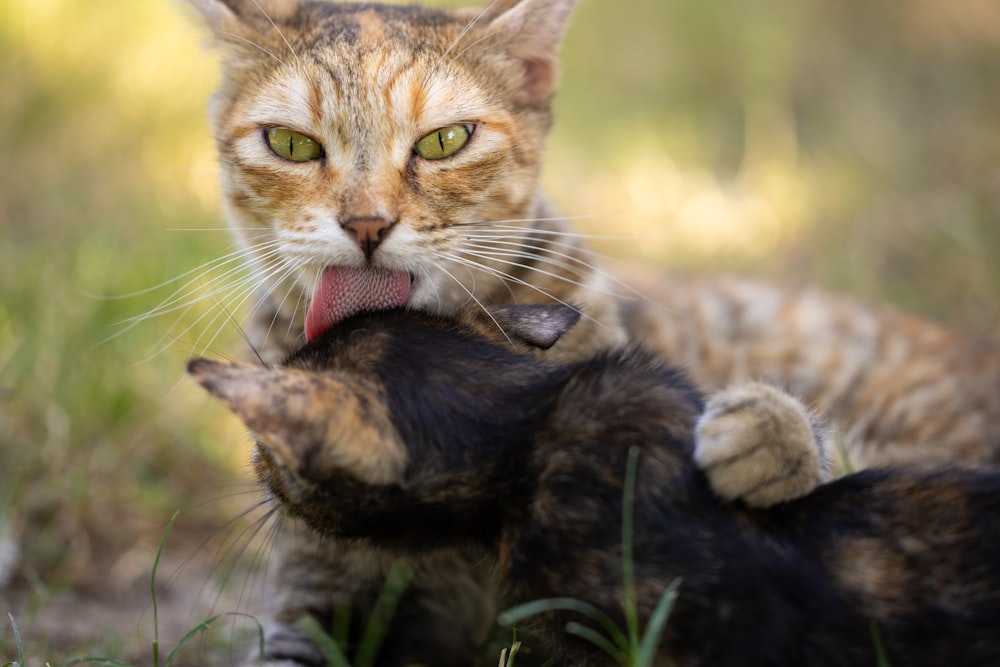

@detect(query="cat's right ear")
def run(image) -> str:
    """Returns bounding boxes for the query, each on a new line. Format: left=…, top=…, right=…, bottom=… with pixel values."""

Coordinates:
left=482, top=0, right=578, bottom=105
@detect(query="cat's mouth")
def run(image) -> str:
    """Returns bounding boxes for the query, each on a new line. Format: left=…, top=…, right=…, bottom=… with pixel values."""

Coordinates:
left=305, top=265, right=412, bottom=341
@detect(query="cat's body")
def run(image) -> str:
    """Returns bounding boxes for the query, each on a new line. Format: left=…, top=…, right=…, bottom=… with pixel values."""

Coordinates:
left=622, top=273, right=1000, bottom=469
left=190, top=306, right=1000, bottom=667
left=185, top=0, right=1000, bottom=663
left=189, top=0, right=1000, bottom=469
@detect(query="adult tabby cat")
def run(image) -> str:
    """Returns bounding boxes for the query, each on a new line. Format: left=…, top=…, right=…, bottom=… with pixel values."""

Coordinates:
left=186, top=0, right=1000, bottom=663
left=189, top=305, right=1000, bottom=667
left=188, top=0, right=1000, bottom=468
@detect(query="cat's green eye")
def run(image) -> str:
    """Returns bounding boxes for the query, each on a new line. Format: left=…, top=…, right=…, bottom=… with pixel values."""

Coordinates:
left=266, top=127, right=325, bottom=162
left=414, top=124, right=472, bottom=161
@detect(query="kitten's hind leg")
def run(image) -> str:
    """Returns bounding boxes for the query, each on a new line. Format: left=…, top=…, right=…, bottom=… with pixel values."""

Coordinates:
left=694, top=382, right=831, bottom=507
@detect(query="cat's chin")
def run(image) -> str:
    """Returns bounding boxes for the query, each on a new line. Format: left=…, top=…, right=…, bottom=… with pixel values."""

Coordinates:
left=305, top=265, right=412, bottom=341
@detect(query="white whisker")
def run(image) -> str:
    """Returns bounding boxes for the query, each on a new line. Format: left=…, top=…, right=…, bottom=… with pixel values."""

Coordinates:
left=447, top=213, right=597, bottom=230
left=434, top=260, right=515, bottom=346
left=440, top=251, right=613, bottom=334
left=439, top=31, right=496, bottom=72
left=425, top=0, right=501, bottom=84
left=462, top=239, right=597, bottom=274
left=221, top=505, right=279, bottom=621
left=122, top=246, right=297, bottom=364
left=244, top=254, right=312, bottom=353
left=247, top=0, right=302, bottom=67
left=215, top=29, right=286, bottom=65
left=458, top=229, right=674, bottom=311
left=92, top=240, right=276, bottom=303
left=463, top=236, right=602, bottom=268
left=455, top=247, right=610, bottom=296
left=165, top=227, right=272, bottom=233
left=188, top=255, right=303, bottom=357
left=459, top=249, right=594, bottom=290
left=474, top=224, right=635, bottom=242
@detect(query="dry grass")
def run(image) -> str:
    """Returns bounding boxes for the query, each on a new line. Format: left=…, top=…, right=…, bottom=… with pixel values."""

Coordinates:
left=2, top=0, right=998, bottom=663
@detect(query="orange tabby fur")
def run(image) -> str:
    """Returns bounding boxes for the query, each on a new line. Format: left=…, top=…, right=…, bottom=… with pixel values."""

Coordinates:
left=192, top=0, right=1000, bottom=469
left=188, top=0, right=1000, bottom=664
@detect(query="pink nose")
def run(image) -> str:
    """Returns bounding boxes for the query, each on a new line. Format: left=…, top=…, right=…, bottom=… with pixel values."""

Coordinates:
left=343, top=217, right=392, bottom=260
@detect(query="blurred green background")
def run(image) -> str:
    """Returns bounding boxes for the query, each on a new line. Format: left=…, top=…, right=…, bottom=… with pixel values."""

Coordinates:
left=2, top=0, right=999, bottom=662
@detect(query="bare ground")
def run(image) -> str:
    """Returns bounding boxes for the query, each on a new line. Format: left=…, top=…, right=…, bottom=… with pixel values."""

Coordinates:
left=3, top=521, right=269, bottom=667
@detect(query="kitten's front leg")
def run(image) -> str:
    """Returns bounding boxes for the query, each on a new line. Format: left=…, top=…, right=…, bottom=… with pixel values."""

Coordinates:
left=694, top=382, right=831, bottom=507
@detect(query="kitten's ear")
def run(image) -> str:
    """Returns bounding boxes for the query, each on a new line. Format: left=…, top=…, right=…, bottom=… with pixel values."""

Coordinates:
left=187, top=0, right=298, bottom=62
left=484, top=303, right=582, bottom=349
left=186, top=357, right=340, bottom=459
left=483, top=0, right=578, bottom=104
left=187, top=358, right=406, bottom=484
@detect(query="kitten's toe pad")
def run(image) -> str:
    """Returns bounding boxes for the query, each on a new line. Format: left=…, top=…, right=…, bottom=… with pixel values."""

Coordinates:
left=694, top=382, right=829, bottom=507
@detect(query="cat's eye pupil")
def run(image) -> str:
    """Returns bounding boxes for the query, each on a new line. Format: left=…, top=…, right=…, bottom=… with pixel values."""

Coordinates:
left=415, top=123, right=472, bottom=161
left=266, top=127, right=324, bottom=163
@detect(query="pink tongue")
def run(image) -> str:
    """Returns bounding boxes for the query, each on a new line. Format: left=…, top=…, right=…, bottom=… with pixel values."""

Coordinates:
left=305, top=266, right=412, bottom=341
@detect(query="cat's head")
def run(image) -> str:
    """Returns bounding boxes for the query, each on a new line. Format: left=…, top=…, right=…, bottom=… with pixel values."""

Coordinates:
left=189, top=0, right=578, bottom=346
left=187, top=303, right=580, bottom=537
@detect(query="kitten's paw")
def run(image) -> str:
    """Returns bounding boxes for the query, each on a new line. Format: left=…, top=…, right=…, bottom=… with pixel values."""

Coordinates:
left=694, top=382, right=830, bottom=507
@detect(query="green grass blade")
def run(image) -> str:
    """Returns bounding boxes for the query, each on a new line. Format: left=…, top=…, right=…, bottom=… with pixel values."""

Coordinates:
left=635, top=578, right=681, bottom=667
left=355, top=559, right=413, bottom=667
left=565, top=622, right=628, bottom=665
left=498, top=640, right=521, bottom=667
left=871, top=622, right=892, bottom=667
left=8, top=613, right=25, bottom=667
left=297, top=615, right=352, bottom=667
left=499, top=597, right=609, bottom=627
left=621, top=447, right=641, bottom=651
left=331, top=603, right=351, bottom=651
left=499, top=598, right=628, bottom=651
left=62, top=659, right=135, bottom=666
left=164, top=612, right=265, bottom=666
left=150, top=510, right=180, bottom=667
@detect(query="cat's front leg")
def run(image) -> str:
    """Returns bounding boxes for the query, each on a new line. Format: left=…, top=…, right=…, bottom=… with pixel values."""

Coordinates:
left=694, top=382, right=831, bottom=507
left=237, top=528, right=497, bottom=667
left=244, top=285, right=306, bottom=366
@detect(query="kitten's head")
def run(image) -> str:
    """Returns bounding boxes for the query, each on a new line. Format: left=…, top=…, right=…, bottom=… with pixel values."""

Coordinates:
left=189, top=0, right=577, bottom=345
left=187, top=303, right=580, bottom=538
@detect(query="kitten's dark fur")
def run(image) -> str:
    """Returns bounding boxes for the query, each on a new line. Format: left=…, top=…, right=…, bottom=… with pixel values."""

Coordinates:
left=190, top=307, right=1000, bottom=667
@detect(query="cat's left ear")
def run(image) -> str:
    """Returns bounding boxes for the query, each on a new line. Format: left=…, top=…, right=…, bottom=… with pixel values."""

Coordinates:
left=484, top=0, right=577, bottom=104
left=483, top=303, right=582, bottom=350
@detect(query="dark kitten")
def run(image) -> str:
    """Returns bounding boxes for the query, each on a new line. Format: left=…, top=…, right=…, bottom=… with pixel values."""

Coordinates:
left=190, top=307, right=1000, bottom=667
